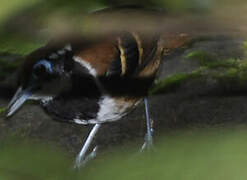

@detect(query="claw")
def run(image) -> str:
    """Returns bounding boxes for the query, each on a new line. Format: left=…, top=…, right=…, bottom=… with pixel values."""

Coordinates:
left=141, top=98, right=154, bottom=153
left=74, top=146, right=98, bottom=169
left=74, top=124, right=101, bottom=169
left=140, top=127, right=154, bottom=152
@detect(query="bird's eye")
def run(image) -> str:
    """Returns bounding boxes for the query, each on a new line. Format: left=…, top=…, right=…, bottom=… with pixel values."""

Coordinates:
left=33, top=60, right=53, bottom=78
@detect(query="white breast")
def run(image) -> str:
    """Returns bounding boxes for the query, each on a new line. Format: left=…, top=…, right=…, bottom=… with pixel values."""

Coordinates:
left=73, top=96, right=138, bottom=125
left=96, top=96, right=127, bottom=122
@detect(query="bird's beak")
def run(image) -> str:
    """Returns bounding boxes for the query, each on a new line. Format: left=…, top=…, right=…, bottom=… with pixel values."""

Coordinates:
left=6, top=87, right=31, bottom=117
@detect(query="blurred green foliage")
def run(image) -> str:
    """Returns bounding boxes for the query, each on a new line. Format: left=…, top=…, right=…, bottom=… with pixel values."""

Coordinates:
left=0, top=0, right=246, bottom=56
left=0, top=0, right=213, bottom=55
left=83, top=126, right=247, bottom=180
left=0, top=36, right=45, bottom=56
left=0, top=140, right=75, bottom=180
left=0, top=0, right=40, bottom=24
left=1, top=127, right=247, bottom=179
left=0, top=0, right=107, bottom=55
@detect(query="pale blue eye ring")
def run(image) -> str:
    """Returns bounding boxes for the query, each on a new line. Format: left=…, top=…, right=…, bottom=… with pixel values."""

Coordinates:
left=33, top=60, right=53, bottom=73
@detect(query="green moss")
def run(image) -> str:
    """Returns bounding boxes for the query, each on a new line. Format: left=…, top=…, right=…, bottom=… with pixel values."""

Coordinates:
left=152, top=55, right=247, bottom=95
left=206, top=59, right=239, bottom=69
left=239, top=60, right=247, bottom=70
left=239, top=71, right=247, bottom=82
left=225, top=68, right=238, bottom=78
left=0, top=107, right=6, bottom=119
left=0, top=107, right=6, bottom=115
left=185, top=50, right=240, bottom=69
left=185, top=50, right=218, bottom=65
left=150, top=71, right=201, bottom=95
left=242, top=41, right=247, bottom=56
left=201, top=60, right=247, bottom=85
left=183, top=49, right=247, bottom=88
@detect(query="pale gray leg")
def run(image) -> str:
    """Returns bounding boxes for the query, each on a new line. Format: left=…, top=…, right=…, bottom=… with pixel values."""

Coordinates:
left=141, top=97, right=154, bottom=152
left=74, top=123, right=101, bottom=168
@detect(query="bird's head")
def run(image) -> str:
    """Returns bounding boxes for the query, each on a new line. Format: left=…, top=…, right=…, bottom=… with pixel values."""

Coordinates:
left=6, top=44, right=74, bottom=117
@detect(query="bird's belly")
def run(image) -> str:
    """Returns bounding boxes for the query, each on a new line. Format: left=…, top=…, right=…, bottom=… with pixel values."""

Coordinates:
left=74, top=96, right=141, bottom=124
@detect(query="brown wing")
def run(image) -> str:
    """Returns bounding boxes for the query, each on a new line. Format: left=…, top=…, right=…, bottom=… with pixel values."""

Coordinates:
left=73, top=36, right=118, bottom=75
left=74, top=31, right=163, bottom=79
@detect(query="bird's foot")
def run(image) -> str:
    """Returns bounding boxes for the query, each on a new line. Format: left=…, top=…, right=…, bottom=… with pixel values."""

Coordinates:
left=140, top=128, right=154, bottom=152
left=74, top=146, right=98, bottom=169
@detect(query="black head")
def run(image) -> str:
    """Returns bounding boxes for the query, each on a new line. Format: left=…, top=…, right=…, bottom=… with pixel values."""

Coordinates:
left=6, top=44, right=74, bottom=117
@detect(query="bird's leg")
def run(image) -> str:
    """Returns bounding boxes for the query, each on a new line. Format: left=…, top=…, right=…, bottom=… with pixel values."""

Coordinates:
left=74, top=123, right=101, bottom=169
left=140, top=97, right=154, bottom=152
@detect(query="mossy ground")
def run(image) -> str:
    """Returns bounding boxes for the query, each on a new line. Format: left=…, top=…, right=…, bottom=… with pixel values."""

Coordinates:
left=150, top=71, right=201, bottom=94
left=151, top=41, right=247, bottom=95
left=0, top=107, right=6, bottom=115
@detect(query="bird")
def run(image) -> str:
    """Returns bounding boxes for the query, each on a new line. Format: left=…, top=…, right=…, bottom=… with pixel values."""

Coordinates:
left=5, top=6, right=168, bottom=168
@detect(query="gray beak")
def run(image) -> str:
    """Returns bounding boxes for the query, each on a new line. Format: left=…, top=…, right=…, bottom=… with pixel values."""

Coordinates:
left=6, top=87, right=31, bottom=117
